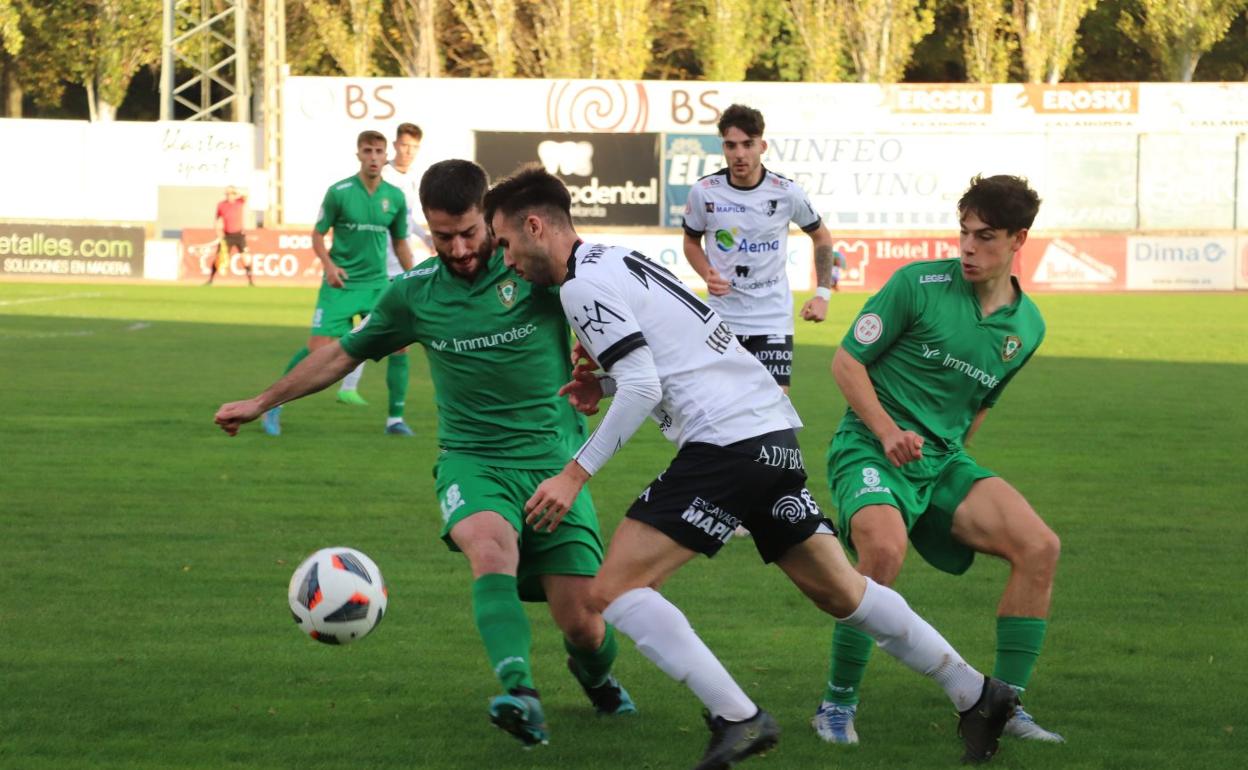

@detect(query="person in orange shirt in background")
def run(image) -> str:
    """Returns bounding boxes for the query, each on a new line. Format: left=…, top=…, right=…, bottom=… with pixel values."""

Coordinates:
left=207, top=186, right=252, bottom=285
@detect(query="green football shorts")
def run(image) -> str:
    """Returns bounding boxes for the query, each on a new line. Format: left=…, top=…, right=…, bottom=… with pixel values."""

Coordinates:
left=310, top=283, right=385, bottom=337
left=434, top=452, right=605, bottom=602
left=827, top=429, right=996, bottom=575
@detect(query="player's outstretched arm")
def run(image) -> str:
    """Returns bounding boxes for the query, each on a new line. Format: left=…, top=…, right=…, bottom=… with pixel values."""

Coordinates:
left=215, top=342, right=362, bottom=435
left=831, top=347, right=923, bottom=466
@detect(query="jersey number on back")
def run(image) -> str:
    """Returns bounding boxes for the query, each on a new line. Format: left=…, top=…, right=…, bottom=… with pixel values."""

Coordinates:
left=624, top=253, right=714, bottom=323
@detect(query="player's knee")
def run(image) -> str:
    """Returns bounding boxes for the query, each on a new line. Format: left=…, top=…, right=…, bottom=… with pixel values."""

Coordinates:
left=562, top=614, right=605, bottom=651
left=853, top=537, right=906, bottom=584
left=1026, top=527, right=1061, bottom=572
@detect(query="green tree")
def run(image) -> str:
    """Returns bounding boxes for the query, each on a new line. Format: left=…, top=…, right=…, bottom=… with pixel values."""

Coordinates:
left=450, top=0, right=519, bottom=77
left=1119, top=0, right=1248, bottom=81
left=842, top=0, right=937, bottom=83
left=964, top=0, right=1014, bottom=82
left=32, top=0, right=161, bottom=121
left=785, top=0, right=847, bottom=81
left=0, top=0, right=23, bottom=116
left=381, top=0, right=441, bottom=77
left=303, top=0, right=385, bottom=76
left=693, top=0, right=782, bottom=81
left=1013, top=0, right=1098, bottom=83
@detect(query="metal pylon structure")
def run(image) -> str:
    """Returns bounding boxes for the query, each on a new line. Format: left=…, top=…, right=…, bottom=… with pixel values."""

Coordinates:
left=262, top=0, right=286, bottom=225
left=160, top=0, right=250, bottom=122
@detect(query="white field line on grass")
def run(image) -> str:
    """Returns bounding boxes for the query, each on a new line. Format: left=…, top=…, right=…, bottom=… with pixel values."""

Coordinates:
left=0, top=292, right=103, bottom=307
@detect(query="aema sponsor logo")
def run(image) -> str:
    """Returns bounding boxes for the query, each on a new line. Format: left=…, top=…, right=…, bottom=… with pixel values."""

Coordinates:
left=714, top=228, right=779, bottom=254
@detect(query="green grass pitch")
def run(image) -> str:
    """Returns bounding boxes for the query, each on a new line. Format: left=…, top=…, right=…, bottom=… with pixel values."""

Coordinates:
left=1, top=282, right=1244, bottom=769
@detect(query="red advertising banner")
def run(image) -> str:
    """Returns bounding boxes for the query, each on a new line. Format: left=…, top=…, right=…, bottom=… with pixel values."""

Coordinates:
left=829, top=236, right=960, bottom=291
left=180, top=228, right=325, bottom=285
left=1017, top=237, right=1127, bottom=292
left=829, top=235, right=1127, bottom=292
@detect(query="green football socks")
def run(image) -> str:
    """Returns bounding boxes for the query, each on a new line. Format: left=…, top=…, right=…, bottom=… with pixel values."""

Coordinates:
left=472, top=573, right=535, bottom=693
left=385, top=352, right=409, bottom=419
left=565, top=624, right=619, bottom=687
left=823, top=623, right=875, bottom=705
left=993, top=616, right=1048, bottom=691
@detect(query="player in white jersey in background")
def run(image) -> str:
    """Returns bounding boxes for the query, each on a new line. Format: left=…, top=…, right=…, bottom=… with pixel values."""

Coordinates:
left=485, top=165, right=1018, bottom=770
left=337, top=122, right=435, bottom=432
left=682, top=104, right=838, bottom=394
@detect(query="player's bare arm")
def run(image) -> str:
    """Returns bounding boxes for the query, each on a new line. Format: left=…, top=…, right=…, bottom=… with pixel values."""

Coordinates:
left=801, top=225, right=836, bottom=322
left=393, top=238, right=415, bottom=272
left=311, top=229, right=346, bottom=287
left=831, top=347, right=924, bottom=466
left=215, top=342, right=362, bottom=435
left=682, top=232, right=730, bottom=296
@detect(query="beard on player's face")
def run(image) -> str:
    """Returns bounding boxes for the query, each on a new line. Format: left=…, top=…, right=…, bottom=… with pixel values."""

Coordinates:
left=437, top=235, right=493, bottom=281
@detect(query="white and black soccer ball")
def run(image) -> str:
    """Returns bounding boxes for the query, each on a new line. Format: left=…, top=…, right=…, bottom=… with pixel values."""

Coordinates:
left=288, top=547, right=388, bottom=645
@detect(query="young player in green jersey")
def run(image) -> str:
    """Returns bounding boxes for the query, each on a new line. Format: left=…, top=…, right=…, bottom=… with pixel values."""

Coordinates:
left=215, top=160, right=633, bottom=748
left=813, top=175, right=1063, bottom=747
left=262, top=130, right=417, bottom=437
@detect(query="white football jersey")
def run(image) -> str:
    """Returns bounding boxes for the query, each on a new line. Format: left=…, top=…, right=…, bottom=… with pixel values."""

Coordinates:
left=381, top=163, right=430, bottom=278
left=681, top=167, right=822, bottom=335
left=562, top=241, right=802, bottom=449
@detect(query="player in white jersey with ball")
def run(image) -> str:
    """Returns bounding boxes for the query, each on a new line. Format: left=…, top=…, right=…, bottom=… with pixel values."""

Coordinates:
left=485, top=165, right=1018, bottom=770
left=682, top=104, right=838, bottom=393
left=337, top=122, right=435, bottom=428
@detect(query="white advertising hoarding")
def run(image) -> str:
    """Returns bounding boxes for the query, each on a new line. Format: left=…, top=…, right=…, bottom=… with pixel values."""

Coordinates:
left=1237, top=236, right=1248, bottom=290
left=1138, top=134, right=1237, bottom=230
left=1126, top=236, right=1236, bottom=290
left=0, top=120, right=253, bottom=223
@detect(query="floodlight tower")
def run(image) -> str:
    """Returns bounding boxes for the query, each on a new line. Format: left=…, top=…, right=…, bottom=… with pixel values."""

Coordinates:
left=159, top=0, right=250, bottom=122
left=261, top=0, right=286, bottom=226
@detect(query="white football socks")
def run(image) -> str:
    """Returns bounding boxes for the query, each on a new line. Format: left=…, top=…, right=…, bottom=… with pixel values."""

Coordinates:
left=838, top=578, right=985, bottom=712
left=340, top=362, right=364, bottom=392
left=604, top=587, right=757, bottom=721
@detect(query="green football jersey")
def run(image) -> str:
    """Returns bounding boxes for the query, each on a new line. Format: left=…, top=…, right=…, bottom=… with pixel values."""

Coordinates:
left=314, top=175, right=410, bottom=289
left=339, top=250, right=586, bottom=468
left=838, top=258, right=1045, bottom=452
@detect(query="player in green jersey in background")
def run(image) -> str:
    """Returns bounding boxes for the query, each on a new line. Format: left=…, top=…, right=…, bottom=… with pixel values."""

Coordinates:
left=215, top=159, right=634, bottom=748
left=262, top=129, right=417, bottom=437
left=812, top=175, right=1063, bottom=747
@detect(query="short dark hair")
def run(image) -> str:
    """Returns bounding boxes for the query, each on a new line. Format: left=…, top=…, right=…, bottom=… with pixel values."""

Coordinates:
left=483, top=164, right=573, bottom=229
left=396, top=122, right=423, bottom=141
left=957, top=175, right=1042, bottom=233
left=357, top=130, right=387, bottom=148
left=718, top=104, right=765, bottom=138
left=419, top=159, right=488, bottom=216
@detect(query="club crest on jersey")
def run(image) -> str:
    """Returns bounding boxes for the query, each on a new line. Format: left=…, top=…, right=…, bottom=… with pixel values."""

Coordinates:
left=765, top=199, right=778, bottom=216
left=1002, top=335, right=1022, bottom=361
left=381, top=199, right=391, bottom=213
left=496, top=279, right=517, bottom=308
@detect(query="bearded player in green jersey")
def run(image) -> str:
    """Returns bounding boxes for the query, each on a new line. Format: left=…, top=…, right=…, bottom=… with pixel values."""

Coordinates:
left=812, top=175, right=1064, bottom=747
left=216, top=160, right=634, bottom=747
left=262, top=129, right=417, bottom=437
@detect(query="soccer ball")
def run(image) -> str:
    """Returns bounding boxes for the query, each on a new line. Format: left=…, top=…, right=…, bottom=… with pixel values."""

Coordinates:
left=288, top=547, right=388, bottom=645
